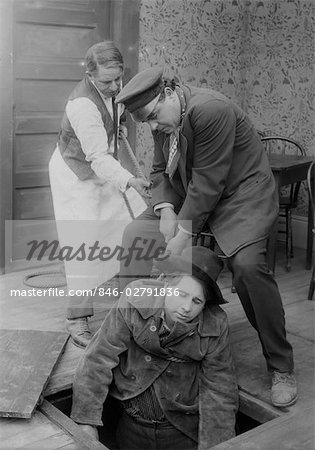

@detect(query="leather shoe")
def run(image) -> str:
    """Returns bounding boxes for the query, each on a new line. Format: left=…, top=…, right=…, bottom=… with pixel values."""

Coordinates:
left=271, top=371, right=298, bottom=407
left=66, top=317, right=92, bottom=348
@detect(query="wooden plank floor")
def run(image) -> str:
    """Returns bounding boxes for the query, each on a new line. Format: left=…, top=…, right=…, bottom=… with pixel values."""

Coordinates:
left=211, top=406, right=314, bottom=450
left=0, top=400, right=109, bottom=450
left=0, top=330, right=68, bottom=418
left=0, top=244, right=314, bottom=447
left=219, top=246, right=314, bottom=419
left=0, top=410, right=78, bottom=450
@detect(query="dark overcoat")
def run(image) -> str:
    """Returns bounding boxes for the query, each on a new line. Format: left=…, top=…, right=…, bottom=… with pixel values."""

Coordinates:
left=150, top=85, right=278, bottom=256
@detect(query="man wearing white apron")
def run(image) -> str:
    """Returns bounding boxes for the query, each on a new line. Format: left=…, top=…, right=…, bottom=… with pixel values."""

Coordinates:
left=49, top=42, right=149, bottom=348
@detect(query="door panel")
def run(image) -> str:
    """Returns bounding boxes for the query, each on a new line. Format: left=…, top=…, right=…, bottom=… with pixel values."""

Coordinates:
left=15, top=80, right=78, bottom=112
left=15, top=23, right=97, bottom=59
left=16, top=61, right=87, bottom=80
left=14, top=4, right=97, bottom=27
left=15, top=134, right=57, bottom=169
left=14, top=188, right=54, bottom=220
left=1, top=0, right=140, bottom=272
left=16, top=115, right=61, bottom=134
left=7, top=0, right=112, bottom=271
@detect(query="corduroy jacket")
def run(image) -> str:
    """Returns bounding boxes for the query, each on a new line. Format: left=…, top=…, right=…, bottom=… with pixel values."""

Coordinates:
left=71, top=279, right=239, bottom=450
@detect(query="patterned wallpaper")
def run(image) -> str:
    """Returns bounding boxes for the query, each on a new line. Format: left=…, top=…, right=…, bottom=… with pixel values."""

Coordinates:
left=135, top=0, right=314, bottom=216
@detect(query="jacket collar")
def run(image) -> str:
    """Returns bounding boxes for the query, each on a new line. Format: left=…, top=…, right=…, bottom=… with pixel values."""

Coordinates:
left=128, top=283, right=165, bottom=319
left=198, top=304, right=221, bottom=337
left=128, top=281, right=221, bottom=337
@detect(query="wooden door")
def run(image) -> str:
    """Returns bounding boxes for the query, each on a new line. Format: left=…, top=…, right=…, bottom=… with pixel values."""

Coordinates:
left=0, top=0, right=140, bottom=272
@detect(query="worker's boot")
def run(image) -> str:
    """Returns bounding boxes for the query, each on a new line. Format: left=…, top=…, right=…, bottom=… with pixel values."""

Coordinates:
left=66, top=317, right=92, bottom=348
left=271, top=371, right=298, bottom=407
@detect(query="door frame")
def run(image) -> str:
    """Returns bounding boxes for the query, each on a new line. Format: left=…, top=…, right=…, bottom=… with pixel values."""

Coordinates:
left=0, top=0, right=14, bottom=273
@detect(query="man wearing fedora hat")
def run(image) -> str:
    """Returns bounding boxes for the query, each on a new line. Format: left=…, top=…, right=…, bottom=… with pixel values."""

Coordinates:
left=114, top=67, right=297, bottom=408
left=70, top=247, right=238, bottom=450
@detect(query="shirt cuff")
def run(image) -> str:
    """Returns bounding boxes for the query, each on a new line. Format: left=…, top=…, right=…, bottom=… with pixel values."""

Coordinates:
left=119, top=171, right=134, bottom=193
left=71, top=414, right=103, bottom=427
left=154, top=203, right=174, bottom=216
left=178, top=224, right=193, bottom=236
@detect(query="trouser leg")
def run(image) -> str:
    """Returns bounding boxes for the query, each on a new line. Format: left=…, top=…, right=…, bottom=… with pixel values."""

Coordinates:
left=116, top=413, right=157, bottom=450
left=116, top=413, right=197, bottom=450
left=227, top=240, right=294, bottom=372
left=66, top=294, right=93, bottom=319
left=119, top=207, right=165, bottom=290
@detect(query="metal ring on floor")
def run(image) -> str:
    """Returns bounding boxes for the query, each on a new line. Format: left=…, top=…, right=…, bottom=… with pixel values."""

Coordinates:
left=23, top=271, right=67, bottom=288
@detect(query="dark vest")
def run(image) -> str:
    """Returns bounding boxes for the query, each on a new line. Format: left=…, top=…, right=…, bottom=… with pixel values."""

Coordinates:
left=58, top=76, right=115, bottom=180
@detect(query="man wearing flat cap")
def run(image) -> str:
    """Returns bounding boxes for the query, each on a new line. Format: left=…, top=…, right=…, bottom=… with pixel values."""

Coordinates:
left=115, top=67, right=297, bottom=408
left=71, top=247, right=238, bottom=450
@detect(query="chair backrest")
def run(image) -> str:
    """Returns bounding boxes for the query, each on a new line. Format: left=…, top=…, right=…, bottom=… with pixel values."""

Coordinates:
left=307, top=161, right=315, bottom=220
left=260, top=135, right=306, bottom=206
left=260, top=135, right=306, bottom=157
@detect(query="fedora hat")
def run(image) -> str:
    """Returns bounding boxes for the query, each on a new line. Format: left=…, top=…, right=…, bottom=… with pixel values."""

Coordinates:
left=155, top=246, right=226, bottom=305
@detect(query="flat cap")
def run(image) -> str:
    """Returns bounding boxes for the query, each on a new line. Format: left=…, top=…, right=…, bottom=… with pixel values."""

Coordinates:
left=115, top=67, right=164, bottom=121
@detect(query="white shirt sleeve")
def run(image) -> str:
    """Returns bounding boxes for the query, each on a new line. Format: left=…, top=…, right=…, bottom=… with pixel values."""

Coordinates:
left=66, top=97, right=132, bottom=191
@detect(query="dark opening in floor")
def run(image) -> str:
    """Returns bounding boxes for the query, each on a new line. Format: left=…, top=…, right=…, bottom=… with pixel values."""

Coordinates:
left=46, top=389, right=262, bottom=449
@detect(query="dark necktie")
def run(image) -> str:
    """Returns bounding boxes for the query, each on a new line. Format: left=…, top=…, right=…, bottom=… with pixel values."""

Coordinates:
left=165, top=130, right=180, bottom=177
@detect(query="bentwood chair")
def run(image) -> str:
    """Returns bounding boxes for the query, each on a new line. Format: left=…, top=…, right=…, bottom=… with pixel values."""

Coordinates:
left=192, top=228, right=215, bottom=250
left=307, top=161, right=315, bottom=300
left=194, top=135, right=307, bottom=287
left=260, top=136, right=306, bottom=271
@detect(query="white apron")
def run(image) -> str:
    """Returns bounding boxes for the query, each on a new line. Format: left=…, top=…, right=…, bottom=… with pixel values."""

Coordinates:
left=49, top=147, right=146, bottom=292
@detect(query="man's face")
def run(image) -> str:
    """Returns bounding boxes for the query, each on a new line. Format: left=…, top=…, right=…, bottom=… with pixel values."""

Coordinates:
left=91, top=65, right=123, bottom=98
left=164, top=275, right=206, bottom=326
left=145, top=88, right=181, bottom=134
